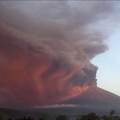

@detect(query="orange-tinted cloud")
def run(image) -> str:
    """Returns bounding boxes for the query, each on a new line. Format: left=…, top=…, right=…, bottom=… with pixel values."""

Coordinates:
left=0, top=26, right=95, bottom=107
left=0, top=1, right=119, bottom=107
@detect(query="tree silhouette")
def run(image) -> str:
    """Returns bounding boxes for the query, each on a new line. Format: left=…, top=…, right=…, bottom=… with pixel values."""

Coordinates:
left=8, top=118, right=13, bottom=120
left=39, top=117, right=44, bottom=120
left=0, top=115, right=2, bottom=120
left=78, top=112, right=100, bottom=120
left=56, top=115, right=68, bottom=120
left=102, top=110, right=116, bottom=120
left=110, top=110, right=115, bottom=117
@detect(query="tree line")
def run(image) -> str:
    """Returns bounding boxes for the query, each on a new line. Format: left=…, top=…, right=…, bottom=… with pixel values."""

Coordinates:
left=0, top=110, right=120, bottom=120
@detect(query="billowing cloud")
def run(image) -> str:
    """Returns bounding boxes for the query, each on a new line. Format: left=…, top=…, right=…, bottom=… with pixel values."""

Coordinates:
left=0, top=1, right=119, bottom=107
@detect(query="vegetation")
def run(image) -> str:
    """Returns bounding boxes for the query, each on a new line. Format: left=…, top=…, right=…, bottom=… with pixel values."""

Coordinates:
left=56, top=115, right=68, bottom=120
left=76, top=112, right=99, bottom=120
left=0, top=110, right=120, bottom=120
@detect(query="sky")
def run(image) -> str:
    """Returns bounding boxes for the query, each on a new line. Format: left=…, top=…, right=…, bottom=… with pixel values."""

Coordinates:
left=92, top=29, right=120, bottom=96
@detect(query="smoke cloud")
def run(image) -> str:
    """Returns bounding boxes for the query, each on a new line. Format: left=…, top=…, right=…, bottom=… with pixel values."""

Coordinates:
left=0, top=1, right=119, bottom=107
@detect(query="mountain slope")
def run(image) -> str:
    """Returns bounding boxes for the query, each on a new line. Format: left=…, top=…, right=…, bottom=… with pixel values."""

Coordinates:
left=62, top=86, right=120, bottom=110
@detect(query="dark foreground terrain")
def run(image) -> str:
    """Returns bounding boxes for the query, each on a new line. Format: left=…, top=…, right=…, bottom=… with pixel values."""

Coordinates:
left=0, top=108, right=120, bottom=120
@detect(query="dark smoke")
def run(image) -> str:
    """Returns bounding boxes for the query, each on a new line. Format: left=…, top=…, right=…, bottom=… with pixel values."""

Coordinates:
left=0, top=1, right=119, bottom=107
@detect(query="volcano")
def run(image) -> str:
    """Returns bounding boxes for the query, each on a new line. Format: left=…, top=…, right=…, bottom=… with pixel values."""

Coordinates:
left=35, top=87, right=120, bottom=115
left=63, top=86, right=120, bottom=110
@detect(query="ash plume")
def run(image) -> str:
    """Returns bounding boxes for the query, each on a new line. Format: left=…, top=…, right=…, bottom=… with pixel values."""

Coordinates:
left=0, top=1, right=119, bottom=107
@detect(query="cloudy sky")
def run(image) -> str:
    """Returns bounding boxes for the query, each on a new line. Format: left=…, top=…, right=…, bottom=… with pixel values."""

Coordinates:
left=93, top=28, right=120, bottom=96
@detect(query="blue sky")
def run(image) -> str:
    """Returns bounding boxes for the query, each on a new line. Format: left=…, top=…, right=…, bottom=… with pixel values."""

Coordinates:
left=92, top=29, right=120, bottom=96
